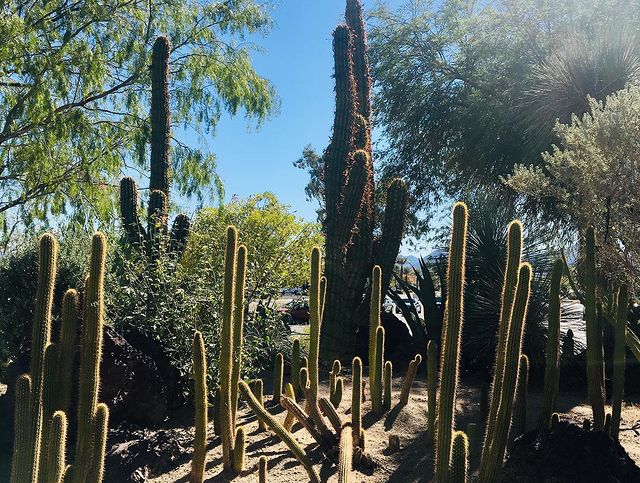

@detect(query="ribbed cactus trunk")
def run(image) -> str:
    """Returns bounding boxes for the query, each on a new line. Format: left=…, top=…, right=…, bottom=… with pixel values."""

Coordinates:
left=539, top=259, right=563, bottom=431
left=338, top=424, right=353, bottom=483
left=321, top=0, right=407, bottom=362
left=435, top=202, right=468, bottom=483
left=611, top=284, right=628, bottom=439
left=149, top=35, right=171, bottom=199
left=451, top=431, right=469, bottom=483
left=584, top=226, right=605, bottom=431
left=369, top=265, right=383, bottom=413
left=191, top=331, right=207, bottom=483
left=308, top=247, right=324, bottom=398
left=352, top=357, right=363, bottom=447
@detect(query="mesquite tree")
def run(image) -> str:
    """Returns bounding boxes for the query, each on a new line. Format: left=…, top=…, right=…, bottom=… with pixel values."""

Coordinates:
left=321, top=0, right=408, bottom=362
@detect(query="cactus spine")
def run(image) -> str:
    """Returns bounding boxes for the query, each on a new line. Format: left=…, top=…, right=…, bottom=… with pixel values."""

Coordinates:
left=239, top=381, right=320, bottom=483
left=400, top=354, right=421, bottom=406
left=338, top=424, right=353, bottom=483
left=191, top=331, right=207, bottom=483
left=512, top=354, right=529, bottom=438
left=539, top=259, right=563, bottom=431
left=427, top=341, right=437, bottom=440
left=292, top=339, right=301, bottom=398
left=479, top=263, right=533, bottom=483
left=259, top=455, right=268, bottom=483
left=451, top=431, right=469, bottom=483
left=321, top=0, right=407, bottom=361
left=435, top=202, right=468, bottom=483
left=273, top=353, right=284, bottom=404
left=352, top=357, right=362, bottom=447
left=611, top=284, right=628, bottom=439
left=585, top=226, right=605, bottom=431
left=383, top=361, right=392, bottom=411
left=309, top=247, right=322, bottom=398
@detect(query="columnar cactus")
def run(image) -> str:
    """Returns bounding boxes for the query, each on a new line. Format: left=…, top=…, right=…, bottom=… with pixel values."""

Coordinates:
left=259, top=455, right=268, bottom=483
left=231, top=245, right=247, bottom=425
left=585, top=226, right=605, bottom=431
left=451, top=431, right=469, bottom=483
left=512, top=354, right=529, bottom=438
left=399, top=354, right=421, bottom=406
left=330, top=360, right=343, bottom=408
left=291, top=339, right=302, bottom=398
left=233, top=427, right=246, bottom=473
left=427, top=341, right=437, bottom=440
left=42, top=410, right=67, bottom=483
left=435, top=202, right=468, bottom=483
left=352, top=357, right=362, bottom=447
left=251, top=380, right=266, bottom=431
left=539, top=259, right=563, bottom=431
left=479, top=263, right=533, bottom=483
left=369, top=265, right=383, bottom=411
left=239, top=381, right=320, bottom=483
left=383, top=361, right=392, bottom=411
left=372, top=326, right=385, bottom=414
left=191, top=331, right=208, bottom=483
left=283, top=383, right=296, bottom=431
left=57, top=289, right=79, bottom=414
left=273, top=353, right=284, bottom=404
left=321, top=0, right=408, bottom=362
left=338, top=424, right=353, bottom=483
left=120, top=36, right=190, bottom=259
left=611, top=284, right=628, bottom=439
left=308, top=247, right=323, bottom=398
left=10, top=374, right=33, bottom=483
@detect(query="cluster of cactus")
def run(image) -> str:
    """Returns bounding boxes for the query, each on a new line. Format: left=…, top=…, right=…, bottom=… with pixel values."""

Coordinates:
left=321, top=0, right=408, bottom=361
left=11, top=233, right=109, bottom=483
left=119, top=36, right=190, bottom=261
left=217, top=226, right=248, bottom=473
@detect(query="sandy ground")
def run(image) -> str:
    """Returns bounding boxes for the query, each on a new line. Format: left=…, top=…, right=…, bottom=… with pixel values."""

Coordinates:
left=149, top=373, right=640, bottom=483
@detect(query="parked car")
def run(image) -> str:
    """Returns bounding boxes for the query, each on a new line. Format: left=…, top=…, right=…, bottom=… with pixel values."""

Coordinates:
left=277, top=299, right=310, bottom=324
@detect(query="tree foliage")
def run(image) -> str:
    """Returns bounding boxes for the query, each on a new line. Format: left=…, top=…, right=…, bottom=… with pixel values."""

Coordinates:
left=0, top=0, right=275, bottom=229
left=506, top=86, right=640, bottom=280
left=368, top=0, right=640, bottom=230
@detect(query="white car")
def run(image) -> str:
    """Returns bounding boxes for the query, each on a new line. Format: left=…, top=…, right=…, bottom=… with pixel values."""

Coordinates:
left=384, top=295, right=424, bottom=335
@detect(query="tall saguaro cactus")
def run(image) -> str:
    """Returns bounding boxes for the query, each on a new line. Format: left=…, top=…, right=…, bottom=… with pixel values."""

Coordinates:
left=321, top=0, right=408, bottom=361
left=120, top=36, right=190, bottom=260
left=435, top=202, right=468, bottom=483
left=584, top=226, right=605, bottom=431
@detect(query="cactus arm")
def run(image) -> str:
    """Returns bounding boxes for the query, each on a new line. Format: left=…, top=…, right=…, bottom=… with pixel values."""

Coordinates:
left=400, top=354, right=421, bottom=406
left=435, top=202, right=468, bottom=483
left=87, top=403, right=109, bottom=483
left=331, top=377, right=344, bottom=409
left=611, top=284, right=628, bottom=439
left=427, top=341, right=437, bottom=441
left=10, top=374, right=33, bottom=483
left=585, top=226, right=606, bottom=430
left=383, top=361, right=392, bottom=411
left=308, top=247, right=322, bottom=398
left=283, top=383, right=296, bottom=431
left=352, top=357, right=362, bottom=447
left=272, top=353, right=284, bottom=404
left=451, top=431, right=469, bottom=483
left=369, top=265, right=382, bottom=409
left=149, top=36, right=171, bottom=198
left=40, top=342, right=60, bottom=480
left=58, top=289, right=79, bottom=414
left=119, top=177, right=147, bottom=245
left=291, top=339, right=301, bottom=398
left=219, top=226, right=238, bottom=469
left=231, top=244, right=247, bottom=428
left=232, top=427, right=246, bottom=473
left=42, top=410, right=67, bottom=483
left=319, top=397, right=343, bottom=434
left=280, top=396, right=325, bottom=445
left=539, top=259, right=563, bottom=431
left=191, top=331, right=208, bottom=483
left=338, top=424, right=353, bottom=483
left=239, top=381, right=321, bottom=483
left=372, top=326, right=385, bottom=414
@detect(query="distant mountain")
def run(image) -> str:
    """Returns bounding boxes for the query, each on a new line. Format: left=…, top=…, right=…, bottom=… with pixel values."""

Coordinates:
left=397, top=249, right=447, bottom=269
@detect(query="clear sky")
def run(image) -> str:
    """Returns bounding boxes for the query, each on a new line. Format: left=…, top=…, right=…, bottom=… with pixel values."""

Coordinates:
left=205, top=0, right=405, bottom=223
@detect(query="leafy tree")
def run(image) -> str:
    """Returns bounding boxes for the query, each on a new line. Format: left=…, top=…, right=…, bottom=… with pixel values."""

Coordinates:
left=506, top=86, right=640, bottom=280
left=368, top=0, right=640, bottom=229
left=293, top=145, right=325, bottom=223
left=184, top=192, right=324, bottom=303
left=0, top=0, right=275, bottom=229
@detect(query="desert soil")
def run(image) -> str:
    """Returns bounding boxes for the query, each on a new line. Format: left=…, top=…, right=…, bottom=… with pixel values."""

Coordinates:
left=149, top=373, right=640, bottom=483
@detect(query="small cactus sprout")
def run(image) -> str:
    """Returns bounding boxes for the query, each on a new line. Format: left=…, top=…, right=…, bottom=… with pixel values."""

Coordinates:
left=352, top=357, right=363, bottom=447
left=338, top=424, right=353, bottom=483
left=611, top=284, right=628, bottom=439
left=383, top=361, right=392, bottom=411
left=435, top=202, right=468, bottom=483
left=400, top=354, right=422, bottom=406
left=273, top=353, right=284, bottom=404
left=259, top=455, right=268, bottom=483
left=427, top=341, right=437, bottom=440
left=372, top=325, right=385, bottom=414
left=232, top=427, right=246, bottom=473
left=331, top=377, right=344, bottom=409
left=292, top=339, right=302, bottom=397
left=451, top=431, right=469, bottom=483
left=191, top=331, right=208, bottom=483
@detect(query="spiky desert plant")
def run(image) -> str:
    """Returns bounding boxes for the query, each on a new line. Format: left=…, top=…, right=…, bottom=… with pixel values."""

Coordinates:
left=332, top=378, right=344, bottom=409
left=400, top=354, right=421, bottom=406
left=338, top=424, right=353, bottom=483
left=330, top=360, right=343, bottom=407
left=427, top=341, right=437, bottom=440
left=451, top=431, right=469, bottom=483
left=233, top=427, right=246, bottom=473
left=41, top=410, right=67, bottom=483
left=435, top=202, right=468, bottom=483
left=369, top=265, right=383, bottom=412
left=321, top=0, right=408, bottom=361
left=512, top=354, right=529, bottom=438
left=539, top=259, right=563, bottom=431
left=283, top=383, right=296, bottom=431
left=485, top=221, right=522, bottom=443
left=57, top=289, right=79, bottom=414
left=585, top=226, right=605, bottom=431
left=308, top=247, right=323, bottom=398
left=259, top=456, right=268, bottom=483
left=273, top=353, right=284, bottom=404
left=352, top=357, right=363, bottom=447
left=383, top=361, right=392, bottom=411
left=10, top=374, right=33, bottom=483
left=372, top=326, right=385, bottom=414
left=466, top=422, right=479, bottom=462
left=292, top=339, right=302, bottom=397
left=72, top=232, right=109, bottom=483
left=230, top=245, right=247, bottom=425
left=479, top=263, right=533, bottom=483
left=239, top=381, right=320, bottom=483
left=191, top=331, right=207, bottom=483
left=611, top=284, right=628, bottom=439
left=251, top=380, right=266, bottom=431
left=119, top=36, right=190, bottom=259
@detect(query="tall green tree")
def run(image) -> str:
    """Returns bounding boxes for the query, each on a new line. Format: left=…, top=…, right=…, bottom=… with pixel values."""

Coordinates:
left=0, top=0, right=275, bottom=229
left=369, top=0, right=640, bottom=230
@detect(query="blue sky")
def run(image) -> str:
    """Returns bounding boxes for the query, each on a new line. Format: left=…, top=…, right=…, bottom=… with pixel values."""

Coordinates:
left=205, top=0, right=406, bottom=222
